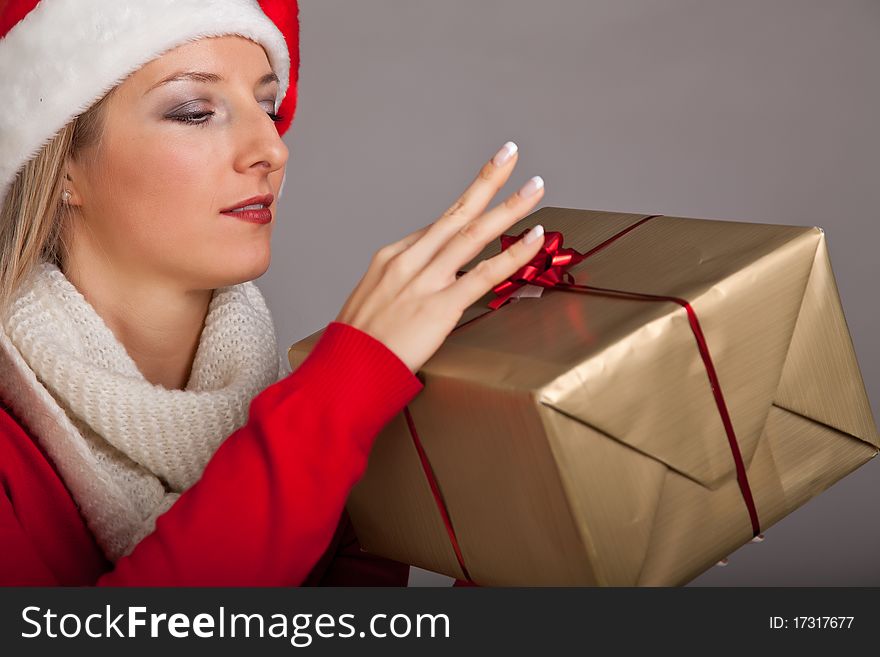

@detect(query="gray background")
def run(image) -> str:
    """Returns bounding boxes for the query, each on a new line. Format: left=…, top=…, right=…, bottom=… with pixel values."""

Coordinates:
left=258, top=0, right=879, bottom=585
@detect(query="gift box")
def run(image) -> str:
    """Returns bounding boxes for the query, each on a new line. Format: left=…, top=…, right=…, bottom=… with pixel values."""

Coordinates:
left=288, top=207, right=879, bottom=586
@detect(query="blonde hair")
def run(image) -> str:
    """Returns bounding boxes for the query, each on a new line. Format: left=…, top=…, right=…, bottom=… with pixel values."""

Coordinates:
left=0, top=87, right=116, bottom=311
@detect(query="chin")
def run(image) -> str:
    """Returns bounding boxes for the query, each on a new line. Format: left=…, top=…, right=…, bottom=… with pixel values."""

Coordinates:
left=233, top=253, right=272, bottom=286
left=201, top=245, right=272, bottom=289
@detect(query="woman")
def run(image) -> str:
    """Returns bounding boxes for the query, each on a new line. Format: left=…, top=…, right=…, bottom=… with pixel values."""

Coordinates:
left=0, top=0, right=547, bottom=585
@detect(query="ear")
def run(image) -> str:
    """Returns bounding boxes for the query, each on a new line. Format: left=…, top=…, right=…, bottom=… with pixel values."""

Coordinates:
left=62, top=155, right=85, bottom=207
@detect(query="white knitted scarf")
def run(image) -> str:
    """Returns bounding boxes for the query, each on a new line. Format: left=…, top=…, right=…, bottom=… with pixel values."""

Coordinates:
left=0, top=262, right=285, bottom=562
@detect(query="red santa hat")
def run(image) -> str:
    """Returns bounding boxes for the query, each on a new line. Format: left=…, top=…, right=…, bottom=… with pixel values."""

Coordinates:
left=0, top=0, right=300, bottom=207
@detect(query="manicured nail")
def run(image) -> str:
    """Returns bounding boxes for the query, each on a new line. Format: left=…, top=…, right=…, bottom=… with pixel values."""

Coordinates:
left=524, top=224, right=544, bottom=245
left=751, top=533, right=765, bottom=543
left=518, top=175, right=544, bottom=198
left=492, top=141, right=518, bottom=167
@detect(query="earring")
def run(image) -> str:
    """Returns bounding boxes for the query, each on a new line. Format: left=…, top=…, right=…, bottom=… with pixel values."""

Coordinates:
left=61, top=189, right=71, bottom=204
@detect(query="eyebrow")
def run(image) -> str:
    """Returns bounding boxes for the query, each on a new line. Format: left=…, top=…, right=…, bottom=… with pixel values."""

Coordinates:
left=145, top=70, right=279, bottom=95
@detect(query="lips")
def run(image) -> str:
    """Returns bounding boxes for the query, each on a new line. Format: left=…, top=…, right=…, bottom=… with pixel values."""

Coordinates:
left=220, top=193, right=274, bottom=213
left=220, top=193, right=274, bottom=225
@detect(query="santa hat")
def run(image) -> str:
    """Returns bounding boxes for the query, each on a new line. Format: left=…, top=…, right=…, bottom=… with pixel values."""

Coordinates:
left=0, top=0, right=300, bottom=208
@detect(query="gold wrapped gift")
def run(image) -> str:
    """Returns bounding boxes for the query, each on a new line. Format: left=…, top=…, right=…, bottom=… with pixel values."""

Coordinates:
left=288, top=208, right=879, bottom=586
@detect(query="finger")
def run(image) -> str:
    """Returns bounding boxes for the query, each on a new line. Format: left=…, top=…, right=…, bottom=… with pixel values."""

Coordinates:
left=444, top=222, right=546, bottom=311
left=416, top=175, right=545, bottom=288
left=336, top=223, right=431, bottom=321
left=381, top=222, right=432, bottom=260
left=398, top=142, right=520, bottom=275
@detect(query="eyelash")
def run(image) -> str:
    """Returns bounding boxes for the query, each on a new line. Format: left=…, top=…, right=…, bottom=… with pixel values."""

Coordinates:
left=171, top=110, right=285, bottom=126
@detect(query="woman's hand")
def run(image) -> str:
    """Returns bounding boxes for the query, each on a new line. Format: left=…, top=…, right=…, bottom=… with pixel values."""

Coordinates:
left=335, top=141, right=546, bottom=373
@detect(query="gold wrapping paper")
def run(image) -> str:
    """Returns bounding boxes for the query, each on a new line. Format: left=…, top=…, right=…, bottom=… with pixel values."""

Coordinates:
left=288, top=207, right=879, bottom=586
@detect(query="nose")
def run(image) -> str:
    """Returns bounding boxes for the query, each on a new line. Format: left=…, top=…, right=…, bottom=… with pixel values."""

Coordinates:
left=231, top=101, right=289, bottom=178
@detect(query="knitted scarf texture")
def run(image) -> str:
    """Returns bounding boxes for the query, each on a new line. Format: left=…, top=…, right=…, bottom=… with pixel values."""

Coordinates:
left=0, top=262, right=285, bottom=561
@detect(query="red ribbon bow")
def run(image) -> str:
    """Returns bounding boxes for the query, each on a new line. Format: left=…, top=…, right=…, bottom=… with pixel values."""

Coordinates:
left=488, top=229, right=587, bottom=309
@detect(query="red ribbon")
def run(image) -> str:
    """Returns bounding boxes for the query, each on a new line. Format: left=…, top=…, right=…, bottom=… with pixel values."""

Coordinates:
left=403, top=215, right=762, bottom=583
left=488, top=230, right=588, bottom=309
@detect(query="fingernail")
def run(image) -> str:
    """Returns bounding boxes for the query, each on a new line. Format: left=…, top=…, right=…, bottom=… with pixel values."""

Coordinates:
left=751, top=533, right=765, bottom=543
left=492, top=141, right=518, bottom=167
left=524, top=224, right=544, bottom=245
left=518, top=175, right=544, bottom=198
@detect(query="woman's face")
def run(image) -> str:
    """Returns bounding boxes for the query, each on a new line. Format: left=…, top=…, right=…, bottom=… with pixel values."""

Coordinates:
left=66, top=35, right=289, bottom=290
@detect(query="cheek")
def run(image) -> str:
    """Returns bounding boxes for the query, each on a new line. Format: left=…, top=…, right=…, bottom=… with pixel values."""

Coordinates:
left=94, top=135, right=224, bottom=254
left=86, top=127, right=273, bottom=286
left=116, top=137, right=210, bottom=217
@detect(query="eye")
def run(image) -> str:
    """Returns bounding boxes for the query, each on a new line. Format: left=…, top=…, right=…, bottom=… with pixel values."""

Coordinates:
left=170, top=110, right=285, bottom=126
left=171, top=111, right=214, bottom=126
left=262, top=99, right=284, bottom=124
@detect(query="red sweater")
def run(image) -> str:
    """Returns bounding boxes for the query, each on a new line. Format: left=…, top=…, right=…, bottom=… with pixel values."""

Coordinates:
left=0, top=321, right=424, bottom=586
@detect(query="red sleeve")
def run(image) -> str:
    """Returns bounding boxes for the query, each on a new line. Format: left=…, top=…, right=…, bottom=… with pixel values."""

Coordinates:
left=0, top=489, right=60, bottom=586
left=96, top=321, right=423, bottom=586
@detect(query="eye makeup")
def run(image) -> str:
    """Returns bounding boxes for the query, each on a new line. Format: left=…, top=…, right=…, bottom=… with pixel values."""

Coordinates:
left=162, top=97, right=282, bottom=126
left=165, top=103, right=213, bottom=127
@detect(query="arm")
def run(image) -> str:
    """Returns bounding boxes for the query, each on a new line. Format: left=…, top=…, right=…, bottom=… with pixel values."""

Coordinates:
left=98, top=321, right=423, bottom=586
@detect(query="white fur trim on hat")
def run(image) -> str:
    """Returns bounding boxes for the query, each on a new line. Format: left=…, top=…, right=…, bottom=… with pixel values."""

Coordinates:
left=0, top=0, right=290, bottom=207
